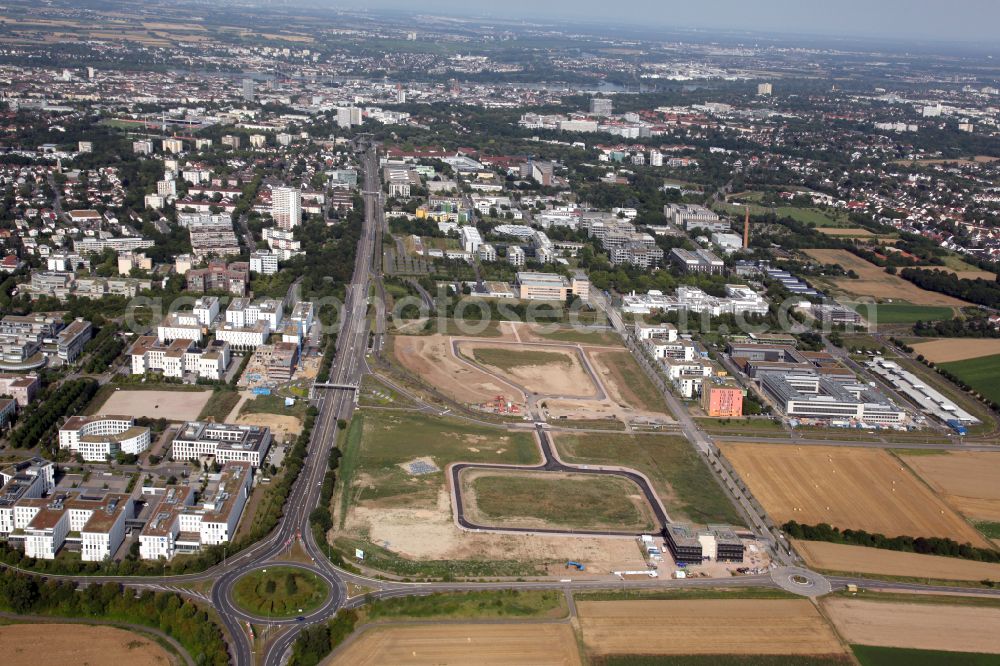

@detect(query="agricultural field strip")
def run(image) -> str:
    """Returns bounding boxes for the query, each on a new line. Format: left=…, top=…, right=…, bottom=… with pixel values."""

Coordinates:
left=721, top=444, right=992, bottom=548
left=822, top=598, right=1000, bottom=654
left=328, top=621, right=582, bottom=666
left=576, top=599, right=846, bottom=656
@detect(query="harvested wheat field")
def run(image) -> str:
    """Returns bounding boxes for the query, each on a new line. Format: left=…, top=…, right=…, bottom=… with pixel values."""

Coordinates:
left=393, top=335, right=525, bottom=406
left=0, top=623, right=177, bottom=666
left=795, top=540, right=1000, bottom=580
left=327, top=623, right=581, bottom=666
left=803, top=249, right=969, bottom=306
left=900, top=451, right=1000, bottom=522
left=911, top=338, right=1000, bottom=363
left=577, top=599, right=844, bottom=656
left=721, top=443, right=991, bottom=547
left=823, top=597, right=1000, bottom=654
left=458, top=341, right=599, bottom=398
left=816, top=227, right=875, bottom=237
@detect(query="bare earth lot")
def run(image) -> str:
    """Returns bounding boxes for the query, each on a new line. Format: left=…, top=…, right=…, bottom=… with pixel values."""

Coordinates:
left=458, top=341, right=598, bottom=398
left=577, top=599, right=844, bottom=656
left=823, top=597, right=1000, bottom=653
left=346, top=486, right=649, bottom=573
left=394, top=335, right=525, bottom=406
left=911, top=338, right=1000, bottom=363
left=900, top=451, right=1000, bottom=522
left=328, top=623, right=581, bottom=666
left=235, top=413, right=302, bottom=440
left=795, top=540, right=1000, bottom=581
left=0, top=624, right=176, bottom=666
left=97, top=389, right=212, bottom=421
left=721, top=443, right=991, bottom=547
left=803, top=249, right=969, bottom=306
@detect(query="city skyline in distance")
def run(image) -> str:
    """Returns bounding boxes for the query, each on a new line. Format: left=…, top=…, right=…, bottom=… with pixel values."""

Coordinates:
left=304, top=0, right=1000, bottom=47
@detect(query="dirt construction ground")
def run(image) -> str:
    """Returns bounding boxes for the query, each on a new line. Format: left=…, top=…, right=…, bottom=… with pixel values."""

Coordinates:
left=803, top=249, right=969, bottom=306
left=345, top=486, right=649, bottom=574
left=458, top=341, right=598, bottom=398
left=328, top=623, right=581, bottom=666
left=577, top=599, right=844, bottom=656
left=794, top=540, right=1000, bottom=581
left=97, top=389, right=213, bottom=421
left=393, top=335, right=525, bottom=406
left=234, top=413, right=302, bottom=440
left=721, top=443, right=992, bottom=547
left=0, top=623, right=177, bottom=666
left=902, top=451, right=1000, bottom=522
left=910, top=338, right=1000, bottom=363
left=823, top=597, right=1000, bottom=654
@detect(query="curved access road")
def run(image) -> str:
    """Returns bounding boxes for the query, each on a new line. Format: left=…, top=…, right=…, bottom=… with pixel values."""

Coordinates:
left=450, top=423, right=670, bottom=537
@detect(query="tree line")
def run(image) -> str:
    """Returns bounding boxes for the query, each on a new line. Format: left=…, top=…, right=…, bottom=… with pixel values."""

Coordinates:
left=0, top=569, right=229, bottom=665
left=901, top=268, right=1000, bottom=309
left=783, top=521, right=1000, bottom=564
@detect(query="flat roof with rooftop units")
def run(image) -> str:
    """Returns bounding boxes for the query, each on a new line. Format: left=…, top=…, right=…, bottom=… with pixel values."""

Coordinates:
left=867, top=357, right=980, bottom=425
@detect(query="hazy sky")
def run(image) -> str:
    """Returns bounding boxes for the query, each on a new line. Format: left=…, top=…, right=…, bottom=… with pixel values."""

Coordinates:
left=353, top=0, right=999, bottom=44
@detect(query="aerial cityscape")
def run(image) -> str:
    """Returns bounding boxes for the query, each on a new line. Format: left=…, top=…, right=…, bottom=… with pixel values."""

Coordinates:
left=1, top=0, right=1000, bottom=664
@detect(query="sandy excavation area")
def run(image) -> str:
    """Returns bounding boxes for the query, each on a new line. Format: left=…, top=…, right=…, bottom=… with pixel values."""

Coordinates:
left=235, top=413, right=302, bottom=440
left=577, top=599, right=845, bottom=656
left=458, top=342, right=599, bottom=398
left=97, top=389, right=212, bottom=421
left=721, top=443, right=992, bottom=548
left=328, top=623, right=581, bottom=666
left=0, top=624, right=177, bottom=666
left=344, top=486, right=649, bottom=573
left=393, top=335, right=525, bottom=406
left=794, top=540, right=1000, bottom=581
left=911, top=338, right=1000, bottom=363
left=823, top=597, right=1000, bottom=654
left=903, top=451, right=1000, bottom=522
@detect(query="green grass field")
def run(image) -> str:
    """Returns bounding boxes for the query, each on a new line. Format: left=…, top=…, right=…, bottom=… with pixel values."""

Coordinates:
left=366, top=590, right=566, bottom=621
left=553, top=432, right=742, bottom=525
left=339, top=411, right=539, bottom=512
left=197, top=389, right=241, bottom=422
left=531, top=326, right=621, bottom=345
left=467, top=471, right=655, bottom=531
left=941, top=353, right=1000, bottom=404
left=596, top=349, right=667, bottom=413
left=471, top=347, right=573, bottom=371
left=851, top=645, right=1000, bottom=666
left=975, top=521, right=1000, bottom=539
left=852, top=303, right=954, bottom=325
left=722, top=201, right=852, bottom=227
left=231, top=567, right=328, bottom=618
left=239, top=393, right=309, bottom=420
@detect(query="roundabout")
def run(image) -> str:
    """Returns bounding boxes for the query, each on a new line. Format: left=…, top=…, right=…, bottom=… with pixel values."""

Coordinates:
left=223, top=562, right=343, bottom=625
left=770, top=565, right=833, bottom=597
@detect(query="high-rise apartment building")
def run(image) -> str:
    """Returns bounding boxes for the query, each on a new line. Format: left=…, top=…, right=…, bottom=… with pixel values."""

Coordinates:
left=271, top=187, right=302, bottom=230
left=590, top=97, right=613, bottom=116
